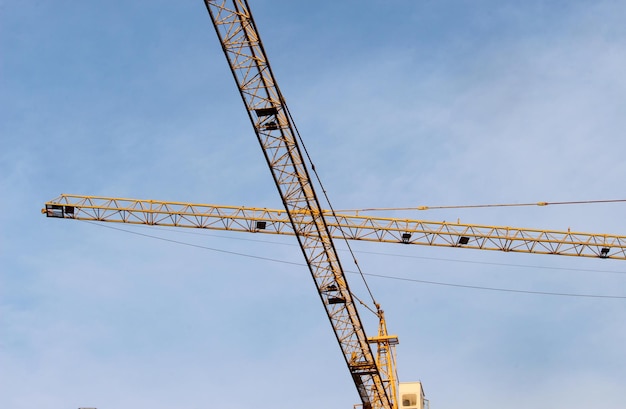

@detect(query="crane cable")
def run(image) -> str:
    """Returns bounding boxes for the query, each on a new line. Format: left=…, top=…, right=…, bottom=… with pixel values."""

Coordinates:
left=93, top=222, right=626, bottom=275
left=280, top=95, right=380, bottom=313
left=83, top=220, right=626, bottom=299
left=335, top=199, right=626, bottom=214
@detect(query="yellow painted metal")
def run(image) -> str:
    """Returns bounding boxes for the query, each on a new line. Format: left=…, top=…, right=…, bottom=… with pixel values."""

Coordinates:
left=368, top=307, right=399, bottom=409
left=45, top=194, right=626, bottom=260
left=203, top=1, right=391, bottom=408
left=368, top=335, right=400, bottom=344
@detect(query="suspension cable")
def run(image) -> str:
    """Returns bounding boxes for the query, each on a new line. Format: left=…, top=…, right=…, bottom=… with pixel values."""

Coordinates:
left=280, top=95, right=379, bottom=312
left=335, top=199, right=626, bottom=214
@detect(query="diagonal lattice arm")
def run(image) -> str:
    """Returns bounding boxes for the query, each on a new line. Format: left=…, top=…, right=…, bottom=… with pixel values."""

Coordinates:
left=202, top=1, right=392, bottom=408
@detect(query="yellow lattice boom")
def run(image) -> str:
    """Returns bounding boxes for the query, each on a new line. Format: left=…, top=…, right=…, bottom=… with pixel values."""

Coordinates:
left=44, top=194, right=626, bottom=260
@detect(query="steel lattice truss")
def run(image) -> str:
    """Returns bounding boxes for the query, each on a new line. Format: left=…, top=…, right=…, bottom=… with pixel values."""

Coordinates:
left=202, top=1, right=391, bottom=408
left=45, top=194, right=626, bottom=261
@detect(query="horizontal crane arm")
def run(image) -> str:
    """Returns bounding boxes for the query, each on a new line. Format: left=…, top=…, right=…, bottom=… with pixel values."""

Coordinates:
left=44, top=194, right=626, bottom=260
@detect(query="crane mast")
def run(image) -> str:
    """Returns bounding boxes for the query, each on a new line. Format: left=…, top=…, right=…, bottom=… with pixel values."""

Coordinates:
left=203, top=1, right=392, bottom=408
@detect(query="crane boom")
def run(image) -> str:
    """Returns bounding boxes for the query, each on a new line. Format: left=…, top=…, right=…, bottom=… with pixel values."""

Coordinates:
left=44, top=194, right=626, bottom=260
left=202, top=1, right=391, bottom=408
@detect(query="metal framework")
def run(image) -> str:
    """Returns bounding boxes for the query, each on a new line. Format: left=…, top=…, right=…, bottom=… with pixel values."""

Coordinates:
left=202, top=1, right=391, bottom=408
left=41, top=1, right=626, bottom=408
left=45, top=194, right=626, bottom=260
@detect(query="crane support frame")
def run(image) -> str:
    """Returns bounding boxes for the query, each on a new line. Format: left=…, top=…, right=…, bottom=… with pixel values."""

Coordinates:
left=45, top=194, right=626, bottom=261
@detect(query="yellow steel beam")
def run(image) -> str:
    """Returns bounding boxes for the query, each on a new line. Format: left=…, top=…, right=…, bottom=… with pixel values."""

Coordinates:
left=44, top=194, right=626, bottom=260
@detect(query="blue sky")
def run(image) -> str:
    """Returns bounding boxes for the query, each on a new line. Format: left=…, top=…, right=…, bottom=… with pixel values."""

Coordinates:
left=2, top=1, right=626, bottom=408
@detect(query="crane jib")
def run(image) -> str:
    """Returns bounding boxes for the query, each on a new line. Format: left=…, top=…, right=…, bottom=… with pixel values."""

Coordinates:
left=43, top=197, right=626, bottom=261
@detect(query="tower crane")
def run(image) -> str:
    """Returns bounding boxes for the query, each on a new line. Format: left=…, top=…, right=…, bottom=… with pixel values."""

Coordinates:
left=41, top=1, right=625, bottom=408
